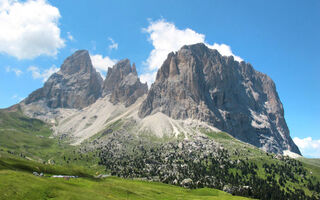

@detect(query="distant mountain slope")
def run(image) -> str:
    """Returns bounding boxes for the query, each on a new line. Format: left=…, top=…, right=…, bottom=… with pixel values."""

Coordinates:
left=139, top=43, right=300, bottom=155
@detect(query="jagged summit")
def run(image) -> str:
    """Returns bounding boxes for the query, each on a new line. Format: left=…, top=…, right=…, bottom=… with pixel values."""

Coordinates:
left=60, top=50, right=93, bottom=75
left=139, top=43, right=300, bottom=155
left=21, top=44, right=300, bottom=155
left=24, top=50, right=103, bottom=109
left=102, top=59, right=148, bottom=107
left=23, top=51, right=147, bottom=110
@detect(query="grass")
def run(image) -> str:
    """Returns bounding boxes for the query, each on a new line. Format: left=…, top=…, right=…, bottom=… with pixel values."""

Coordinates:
left=0, top=107, right=105, bottom=174
left=0, top=171, right=253, bottom=200
left=1, top=107, right=319, bottom=199
left=0, top=107, right=52, bottom=157
left=202, top=130, right=268, bottom=159
left=298, top=157, right=320, bottom=181
left=0, top=151, right=252, bottom=200
left=0, top=151, right=94, bottom=177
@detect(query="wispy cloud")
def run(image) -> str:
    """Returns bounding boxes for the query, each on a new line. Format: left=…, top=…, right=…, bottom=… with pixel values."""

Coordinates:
left=28, top=65, right=59, bottom=82
left=108, top=37, right=118, bottom=51
left=0, top=0, right=65, bottom=59
left=91, top=40, right=97, bottom=51
left=67, top=32, right=74, bottom=41
left=5, top=66, right=23, bottom=76
left=11, top=94, right=24, bottom=102
left=140, top=19, right=242, bottom=87
left=293, top=137, right=320, bottom=158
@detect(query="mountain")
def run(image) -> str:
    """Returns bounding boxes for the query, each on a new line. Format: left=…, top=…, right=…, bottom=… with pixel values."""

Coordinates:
left=24, top=50, right=103, bottom=109
left=139, top=43, right=300, bottom=155
left=2, top=44, right=320, bottom=200
left=20, top=44, right=300, bottom=155
left=102, top=59, right=148, bottom=107
left=20, top=52, right=148, bottom=144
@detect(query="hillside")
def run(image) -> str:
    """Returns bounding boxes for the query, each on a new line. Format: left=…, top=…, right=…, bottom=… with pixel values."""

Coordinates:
left=0, top=107, right=319, bottom=199
left=0, top=151, right=251, bottom=200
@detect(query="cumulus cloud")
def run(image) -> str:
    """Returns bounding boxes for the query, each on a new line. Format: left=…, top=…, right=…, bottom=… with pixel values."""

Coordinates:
left=206, top=43, right=242, bottom=62
left=108, top=37, right=118, bottom=50
left=140, top=71, right=157, bottom=88
left=0, top=0, right=65, bottom=59
left=140, top=19, right=242, bottom=87
left=28, top=65, right=59, bottom=82
left=90, top=54, right=117, bottom=78
left=293, top=137, right=320, bottom=158
left=5, top=66, right=23, bottom=76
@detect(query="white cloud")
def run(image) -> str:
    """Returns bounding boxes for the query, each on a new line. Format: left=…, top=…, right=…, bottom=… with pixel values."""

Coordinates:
left=67, top=32, right=74, bottom=41
left=140, top=71, right=157, bottom=88
left=108, top=37, right=118, bottom=50
left=293, top=137, right=320, bottom=158
left=206, top=43, right=242, bottom=62
left=90, top=54, right=117, bottom=78
left=5, top=66, right=23, bottom=76
left=143, top=19, right=205, bottom=71
left=28, top=65, right=59, bottom=82
left=141, top=19, right=242, bottom=86
left=0, top=0, right=65, bottom=59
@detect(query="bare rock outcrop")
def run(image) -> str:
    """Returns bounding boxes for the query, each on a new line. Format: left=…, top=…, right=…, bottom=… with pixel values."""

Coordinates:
left=139, top=43, right=300, bottom=155
left=24, top=50, right=103, bottom=109
left=102, top=59, right=148, bottom=107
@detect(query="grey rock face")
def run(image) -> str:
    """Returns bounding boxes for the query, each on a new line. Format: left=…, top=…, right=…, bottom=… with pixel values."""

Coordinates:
left=102, top=59, right=148, bottom=107
left=24, top=50, right=103, bottom=109
left=139, top=43, right=300, bottom=155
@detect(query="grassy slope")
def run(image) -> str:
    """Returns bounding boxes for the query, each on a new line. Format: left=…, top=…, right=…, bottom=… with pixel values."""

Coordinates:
left=1, top=107, right=319, bottom=199
left=0, top=107, right=104, bottom=173
left=0, top=108, right=252, bottom=199
left=298, top=157, right=320, bottom=181
left=0, top=151, right=251, bottom=200
left=203, top=130, right=320, bottom=196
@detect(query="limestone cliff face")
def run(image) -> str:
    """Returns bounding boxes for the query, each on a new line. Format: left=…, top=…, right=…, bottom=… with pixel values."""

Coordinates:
left=24, top=50, right=103, bottom=109
left=102, top=59, right=148, bottom=107
left=139, top=43, right=300, bottom=155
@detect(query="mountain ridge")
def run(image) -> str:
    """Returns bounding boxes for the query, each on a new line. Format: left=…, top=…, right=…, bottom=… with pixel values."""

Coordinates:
left=21, top=43, right=300, bottom=155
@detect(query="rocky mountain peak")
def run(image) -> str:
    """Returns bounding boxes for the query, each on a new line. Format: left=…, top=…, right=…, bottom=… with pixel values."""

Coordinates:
left=60, top=50, right=92, bottom=75
left=102, top=59, right=148, bottom=107
left=24, top=50, right=103, bottom=109
left=139, top=43, right=300, bottom=155
left=132, top=63, right=138, bottom=75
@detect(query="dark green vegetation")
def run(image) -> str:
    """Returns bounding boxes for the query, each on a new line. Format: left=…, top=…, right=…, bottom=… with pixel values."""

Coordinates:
left=1, top=107, right=320, bottom=200
left=99, top=128, right=320, bottom=200
left=0, top=151, right=251, bottom=200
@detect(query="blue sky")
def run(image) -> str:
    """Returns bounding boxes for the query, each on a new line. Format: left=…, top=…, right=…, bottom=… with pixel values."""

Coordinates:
left=0, top=0, right=319, bottom=157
